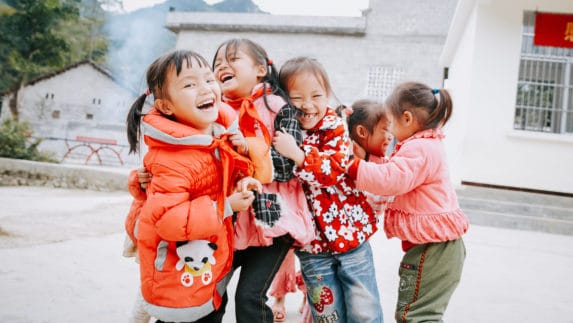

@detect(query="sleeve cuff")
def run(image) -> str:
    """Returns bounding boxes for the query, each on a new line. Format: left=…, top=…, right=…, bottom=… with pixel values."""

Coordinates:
left=347, top=157, right=361, bottom=180
left=127, top=170, right=147, bottom=200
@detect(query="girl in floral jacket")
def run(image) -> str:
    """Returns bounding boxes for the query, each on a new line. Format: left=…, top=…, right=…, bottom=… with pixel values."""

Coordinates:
left=273, top=57, right=383, bottom=323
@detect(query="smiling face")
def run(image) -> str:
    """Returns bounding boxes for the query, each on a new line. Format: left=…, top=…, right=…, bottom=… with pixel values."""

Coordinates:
left=355, top=118, right=393, bottom=157
left=286, top=71, right=330, bottom=130
left=161, top=60, right=221, bottom=133
left=213, top=44, right=266, bottom=100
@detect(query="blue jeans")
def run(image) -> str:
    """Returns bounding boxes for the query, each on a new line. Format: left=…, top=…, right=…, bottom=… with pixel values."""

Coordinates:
left=296, top=241, right=383, bottom=323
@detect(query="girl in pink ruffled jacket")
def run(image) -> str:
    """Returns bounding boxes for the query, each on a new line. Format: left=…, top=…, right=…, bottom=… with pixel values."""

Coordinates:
left=347, top=81, right=469, bottom=323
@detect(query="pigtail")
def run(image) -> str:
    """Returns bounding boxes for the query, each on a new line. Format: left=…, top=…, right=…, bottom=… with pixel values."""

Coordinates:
left=126, top=93, right=147, bottom=154
left=334, top=104, right=350, bottom=118
left=262, top=58, right=289, bottom=112
left=388, top=82, right=454, bottom=130
left=427, top=88, right=453, bottom=128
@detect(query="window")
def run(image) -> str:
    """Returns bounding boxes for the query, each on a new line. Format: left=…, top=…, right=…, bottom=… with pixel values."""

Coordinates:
left=366, top=66, right=404, bottom=100
left=52, top=110, right=60, bottom=119
left=86, top=113, right=94, bottom=120
left=514, top=12, right=573, bottom=134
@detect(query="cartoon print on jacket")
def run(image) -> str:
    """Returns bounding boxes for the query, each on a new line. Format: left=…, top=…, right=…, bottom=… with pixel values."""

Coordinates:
left=176, top=240, right=218, bottom=287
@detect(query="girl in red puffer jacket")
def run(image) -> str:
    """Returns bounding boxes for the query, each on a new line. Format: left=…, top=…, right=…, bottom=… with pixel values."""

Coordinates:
left=125, top=49, right=260, bottom=323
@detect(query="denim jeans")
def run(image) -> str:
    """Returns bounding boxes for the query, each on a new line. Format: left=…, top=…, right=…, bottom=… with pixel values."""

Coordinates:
left=232, top=234, right=293, bottom=323
left=296, top=241, right=383, bottom=323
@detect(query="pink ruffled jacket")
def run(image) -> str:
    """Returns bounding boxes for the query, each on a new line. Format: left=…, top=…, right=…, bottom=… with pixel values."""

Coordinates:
left=231, top=84, right=315, bottom=250
left=352, top=128, right=469, bottom=246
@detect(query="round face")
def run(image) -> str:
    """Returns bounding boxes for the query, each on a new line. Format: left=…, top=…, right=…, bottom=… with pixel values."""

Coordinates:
left=213, top=44, right=266, bottom=100
left=286, top=71, right=329, bottom=130
left=163, top=62, right=221, bottom=133
left=388, top=110, right=417, bottom=142
left=355, top=118, right=393, bottom=157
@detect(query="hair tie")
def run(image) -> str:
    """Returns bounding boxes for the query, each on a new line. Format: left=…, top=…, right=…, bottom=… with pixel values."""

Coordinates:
left=344, top=106, right=353, bottom=116
left=144, top=88, right=151, bottom=96
left=432, top=88, right=439, bottom=95
left=267, top=58, right=273, bottom=66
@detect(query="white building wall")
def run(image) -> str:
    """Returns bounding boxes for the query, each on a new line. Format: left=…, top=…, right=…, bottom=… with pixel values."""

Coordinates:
left=442, top=8, right=478, bottom=186
left=0, top=63, right=142, bottom=167
left=442, top=0, right=573, bottom=193
left=177, top=31, right=369, bottom=104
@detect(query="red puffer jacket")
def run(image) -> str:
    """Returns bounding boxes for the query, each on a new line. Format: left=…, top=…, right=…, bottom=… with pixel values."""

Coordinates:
left=126, top=104, right=251, bottom=322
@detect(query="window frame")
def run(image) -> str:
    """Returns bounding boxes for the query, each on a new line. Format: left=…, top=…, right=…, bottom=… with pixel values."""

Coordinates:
left=514, top=11, right=573, bottom=134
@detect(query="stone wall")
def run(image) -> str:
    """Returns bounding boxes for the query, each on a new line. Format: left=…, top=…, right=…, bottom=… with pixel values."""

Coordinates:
left=0, top=158, right=129, bottom=191
left=169, top=0, right=459, bottom=105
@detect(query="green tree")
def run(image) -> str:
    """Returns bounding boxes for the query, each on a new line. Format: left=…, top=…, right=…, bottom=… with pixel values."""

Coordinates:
left=0, top=118, right=57, bottom=162
left=0, top=0, right=79, bottom=120
left=55, top=0, right=112, bottom=64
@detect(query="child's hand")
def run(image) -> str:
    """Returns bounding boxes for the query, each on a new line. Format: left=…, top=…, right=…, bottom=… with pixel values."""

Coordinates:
left=137, top=167, right=152, bottom=190
left=236, top=176, right=263, bottom=194
left=273, top=129, right=305, bottom=166
left=229, top=132, right=248, bottom=155
left=228, top=190, right=255, bottom=212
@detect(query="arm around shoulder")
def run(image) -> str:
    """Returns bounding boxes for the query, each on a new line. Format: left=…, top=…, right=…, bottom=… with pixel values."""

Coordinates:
left=355, top=142, right=429, bottom=196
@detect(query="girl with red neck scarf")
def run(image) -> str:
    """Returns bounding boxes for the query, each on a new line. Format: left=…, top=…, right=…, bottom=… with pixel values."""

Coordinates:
left=212, top=39, right=315, bottom=323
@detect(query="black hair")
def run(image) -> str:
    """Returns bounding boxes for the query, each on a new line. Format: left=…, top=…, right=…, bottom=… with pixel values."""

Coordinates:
left=212, top=38, right=287, bottom=112
left=385, top=81, right=453, bottom=130
left=126, top=50, right=210, bottom=154
left=346, top=99, right=388, bottom=142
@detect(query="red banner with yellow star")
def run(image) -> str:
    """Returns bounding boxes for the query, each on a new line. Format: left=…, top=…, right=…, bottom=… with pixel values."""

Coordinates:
left=534, top=12, right=573, bottom=48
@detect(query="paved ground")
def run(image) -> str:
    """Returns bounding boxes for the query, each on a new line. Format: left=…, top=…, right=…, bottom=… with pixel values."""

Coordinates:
left=1, top=186, right=572, bottom=322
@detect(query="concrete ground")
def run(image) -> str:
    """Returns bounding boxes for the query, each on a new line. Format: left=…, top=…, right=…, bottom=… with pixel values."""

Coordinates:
left=0, top=186, right=572, bottom=322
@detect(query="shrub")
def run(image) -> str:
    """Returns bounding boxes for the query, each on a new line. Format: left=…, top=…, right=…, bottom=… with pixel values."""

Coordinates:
left=0, top=118, right=58, bottom=162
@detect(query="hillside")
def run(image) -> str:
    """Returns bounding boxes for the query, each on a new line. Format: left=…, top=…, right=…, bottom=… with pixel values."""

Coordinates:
left=103, top=0, right=265, bottom=91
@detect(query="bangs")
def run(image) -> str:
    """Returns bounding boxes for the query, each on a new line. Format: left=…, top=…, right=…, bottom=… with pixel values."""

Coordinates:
left=172, top=51, right=210, bottom=76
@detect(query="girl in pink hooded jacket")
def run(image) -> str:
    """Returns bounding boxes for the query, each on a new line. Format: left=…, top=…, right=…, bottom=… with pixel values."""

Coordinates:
left=347, top=81, right=469, bottom=323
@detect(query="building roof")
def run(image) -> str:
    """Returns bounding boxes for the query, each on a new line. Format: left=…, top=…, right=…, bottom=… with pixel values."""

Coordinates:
left=0, top=61, right=136, bottom=96
left=166, top=12, right=367, bottom=35
left=439, top=0, right=476, bottom=67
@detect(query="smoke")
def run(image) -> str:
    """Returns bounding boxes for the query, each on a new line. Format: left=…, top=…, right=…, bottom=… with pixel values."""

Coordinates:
left=103, top=7, right=176, bottom=93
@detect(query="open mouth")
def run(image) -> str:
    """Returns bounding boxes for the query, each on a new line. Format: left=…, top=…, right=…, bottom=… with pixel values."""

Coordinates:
left=301, top=113, right=318, bottom=120
left=294, top=109, right=317, bottom=120
left=197, top=100, right=215, bottom=110
left=220, top=74, right=234, bottom=84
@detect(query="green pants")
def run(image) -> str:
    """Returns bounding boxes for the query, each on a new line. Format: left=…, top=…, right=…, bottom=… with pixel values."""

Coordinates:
left=395, top=238, right=466, bottom=323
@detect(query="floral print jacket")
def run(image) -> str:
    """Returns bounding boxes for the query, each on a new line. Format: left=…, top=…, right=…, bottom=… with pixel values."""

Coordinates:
left=294, top=108, right=378, bottom=254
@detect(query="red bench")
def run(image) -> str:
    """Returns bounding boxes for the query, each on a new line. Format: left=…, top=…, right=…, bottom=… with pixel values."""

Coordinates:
left=62, top=136, right=124, bottom=166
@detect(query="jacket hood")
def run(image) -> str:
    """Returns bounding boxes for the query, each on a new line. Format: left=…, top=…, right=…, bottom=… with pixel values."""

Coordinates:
left=142, top=107, right=239, bottom=149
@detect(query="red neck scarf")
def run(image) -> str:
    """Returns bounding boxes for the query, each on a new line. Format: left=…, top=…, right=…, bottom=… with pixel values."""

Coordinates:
left=205, top=133, right=252, bottom=216
left=225, top=85, right=272, bottom=146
